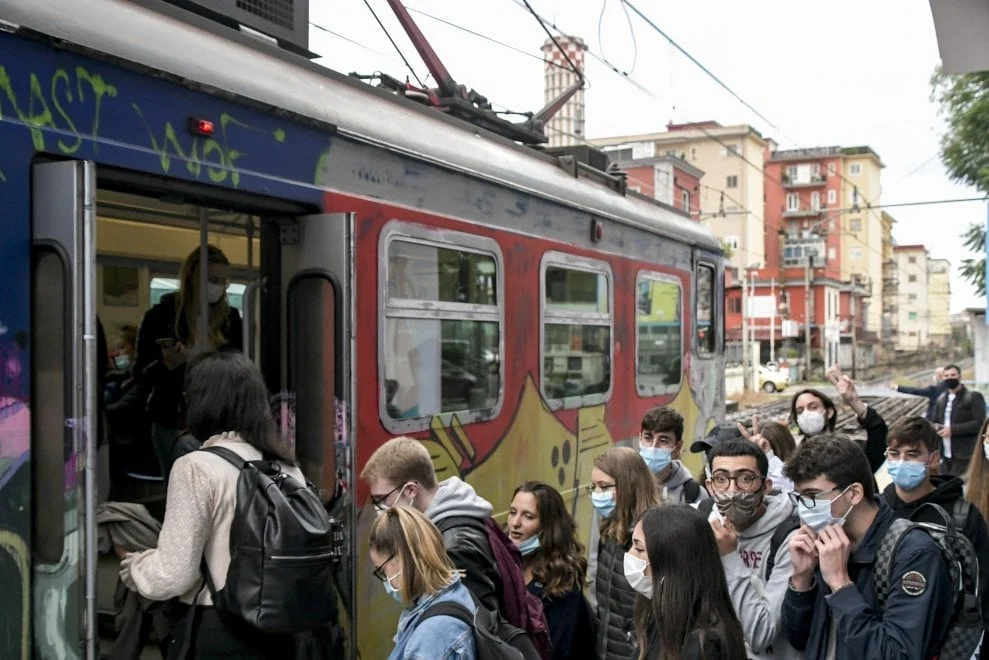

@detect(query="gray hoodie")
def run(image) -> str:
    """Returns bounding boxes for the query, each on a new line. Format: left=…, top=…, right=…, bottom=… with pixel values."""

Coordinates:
left=659, top=460, right=710, bottom=504
left=424, top=476, right=493, bottom=523
left=705, top=493, right=802, bottom=660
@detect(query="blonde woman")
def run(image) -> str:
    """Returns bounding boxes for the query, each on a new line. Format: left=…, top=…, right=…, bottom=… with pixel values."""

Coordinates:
left=966, top=418, right=989, bottom=520
left=370, top=506, right=477, bottom=660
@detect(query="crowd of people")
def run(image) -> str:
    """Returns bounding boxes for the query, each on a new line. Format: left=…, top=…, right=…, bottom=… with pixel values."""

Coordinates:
left=95, top=253, right=989, bottom=659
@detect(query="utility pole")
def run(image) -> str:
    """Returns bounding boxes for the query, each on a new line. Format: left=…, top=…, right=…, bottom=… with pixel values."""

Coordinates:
left=770, top=277, right=776, bottom=364
left=741, top=269, right=750, bottom=392
left=804, top=256, right=813, bottom=380
left=851, top=287, right=858, bottom=379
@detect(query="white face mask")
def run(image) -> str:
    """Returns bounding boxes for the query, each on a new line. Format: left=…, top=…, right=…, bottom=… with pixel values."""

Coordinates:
left=206, top=282, right=226, bottom=304
left=983, top=443, right=989, bottom=463
left=623, top=553, right=653, bottom=599
left=797, top=410, right=827, bottom=436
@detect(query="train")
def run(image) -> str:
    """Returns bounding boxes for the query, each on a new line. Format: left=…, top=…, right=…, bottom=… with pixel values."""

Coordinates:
left=0, top=0, right=725, bottom=657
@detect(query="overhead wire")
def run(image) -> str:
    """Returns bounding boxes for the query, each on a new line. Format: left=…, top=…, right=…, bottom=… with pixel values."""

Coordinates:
left=360, top=0, right=426, bottom=87
left=598, top=0, right=637, bottom=75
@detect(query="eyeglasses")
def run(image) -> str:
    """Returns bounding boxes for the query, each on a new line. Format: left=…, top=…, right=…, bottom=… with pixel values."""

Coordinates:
left=709, top=471, right=763, bottom=491
left=373, top=554, right=395, bottom=582
left=584, top=483, right=617, bottom=494
left=788, top=486, right=844, bottom=509
left=369, top=484, right=403, bottom=509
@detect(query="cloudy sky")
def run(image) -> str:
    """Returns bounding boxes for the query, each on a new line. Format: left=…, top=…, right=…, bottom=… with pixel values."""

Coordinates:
left=310, top=0, right=985, bottom=312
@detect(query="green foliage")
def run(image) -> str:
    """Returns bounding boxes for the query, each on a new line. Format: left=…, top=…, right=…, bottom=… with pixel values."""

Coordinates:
left=932, top=67, right=989, bottom=297
left=721, top=240, right=736, bottom=260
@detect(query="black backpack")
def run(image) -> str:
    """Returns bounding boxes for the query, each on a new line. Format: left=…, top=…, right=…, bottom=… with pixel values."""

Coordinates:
left=420, top=594, right=540, bottom=660
left=697, top=498, right=799, bottom=581
left=874, top=502, right=983, bottom=660
left=681, top=478, right=705, bottom=504
left=199, top=446, right=345, bottom=634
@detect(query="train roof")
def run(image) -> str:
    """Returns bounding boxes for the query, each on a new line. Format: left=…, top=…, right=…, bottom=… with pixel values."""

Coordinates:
left=4, top=0, right=722, bottom=253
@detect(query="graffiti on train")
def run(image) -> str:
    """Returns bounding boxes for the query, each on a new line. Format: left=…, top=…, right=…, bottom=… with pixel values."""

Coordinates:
left=0, top=63, right=287, bottom=187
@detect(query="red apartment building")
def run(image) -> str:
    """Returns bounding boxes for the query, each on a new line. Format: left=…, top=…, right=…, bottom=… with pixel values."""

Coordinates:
left=610, top=151, right=703, bottom=219
left=725, top=146, right=871, bottom=371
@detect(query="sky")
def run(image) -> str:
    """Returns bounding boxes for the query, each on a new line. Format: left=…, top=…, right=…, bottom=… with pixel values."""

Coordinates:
left=310, top=0, right=986, bottom=313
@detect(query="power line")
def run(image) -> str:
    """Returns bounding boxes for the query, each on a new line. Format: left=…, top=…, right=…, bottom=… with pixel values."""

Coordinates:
left=598, top=0, right=637, bottom=75
left=520, top=0, right=585, bottom=85
left=360, top=0, right=425, bottom=88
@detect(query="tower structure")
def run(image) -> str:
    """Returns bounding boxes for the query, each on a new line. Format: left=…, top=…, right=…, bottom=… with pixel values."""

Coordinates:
left=541, top=36, right=586, bottom=147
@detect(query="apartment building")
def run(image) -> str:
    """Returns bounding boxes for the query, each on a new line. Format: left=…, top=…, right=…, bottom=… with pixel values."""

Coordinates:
left=880, top=212, right=898, bottom=343
left=612, top=151, right=704, bottom=217
left=928, top=259, right=952, bottom=346
left=895, top=245, right=929, bottom=350
left=591, top=121, right=767, bottom=269
left=839, top=147, right=885, bottom=336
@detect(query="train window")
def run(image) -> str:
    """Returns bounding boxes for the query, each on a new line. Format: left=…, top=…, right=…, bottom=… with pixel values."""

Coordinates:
left=540, top=253, right=613, bottom=408
left=697, top=264, right=716, bottom=354
left=380, top=225, right=503, bottom=431
left=31, top=250, right=67, bottom=562
left=149, top=276, right=247, bottom=315
left=636, top=272, right=682, bottom=396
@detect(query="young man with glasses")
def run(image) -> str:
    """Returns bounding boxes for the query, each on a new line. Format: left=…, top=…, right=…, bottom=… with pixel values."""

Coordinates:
left=782, top=433, right=954, bottom=658
left=360, top=436, right=501, bottom=613
left=638, top=406, right=709, bottom=504
left=698, top=439, right=801, bottom=659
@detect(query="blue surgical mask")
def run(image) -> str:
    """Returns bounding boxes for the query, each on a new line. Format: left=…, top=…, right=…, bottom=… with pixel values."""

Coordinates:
left=797, top=485, right=854, bottom=534
left=592, top=491, right=616, bottom=518
left=382, top=572, right=403, bottom=603
left=113, top=354, right=132, bottom=371
left=639, top=446, right=673, bottom=474
left=887, top=460, right=929, bottom=491
left=517, top=535, right=541, bottom=557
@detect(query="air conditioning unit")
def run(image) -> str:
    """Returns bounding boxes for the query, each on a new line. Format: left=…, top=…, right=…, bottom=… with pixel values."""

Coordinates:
left=162, top=0, right=313, bottom=57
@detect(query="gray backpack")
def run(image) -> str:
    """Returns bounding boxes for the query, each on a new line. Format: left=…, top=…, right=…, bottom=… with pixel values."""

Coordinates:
left=874, top=501, right=982, bottom=659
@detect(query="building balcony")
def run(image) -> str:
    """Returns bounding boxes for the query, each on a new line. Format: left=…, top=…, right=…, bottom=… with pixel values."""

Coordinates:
left=782, top=174, right=827, bottom=188
left=782, top=206, right=826, bottom=218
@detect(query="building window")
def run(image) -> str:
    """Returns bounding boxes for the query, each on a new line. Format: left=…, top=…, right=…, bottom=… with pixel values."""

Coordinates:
left=908, top=275, right=917, bottom=283
left=828, top=247, right=837, bottom=261
left=908, top=294, right=917, bottom=302
left=908, top=256, right=917, bottom=264
left=381, top=227, right=502, bottom=427
left=726, top=175, right=738, bottom=188
left=728, top=297, right=741, bottom=314
left=811, top=191, right=821, bottom=210
left=786, top=192, right=800, bottom=211
left=786, top=165, right=798, bottom=180
left=909, top=312, right=918, bottom=321
left=541, top=253, right=613, bottom=408
left=681, top=189, right=690, bottom=212
left=849, top=218, right=862, bottom=232
left=724, top=235, right=740, bottom=252
left=851, top=248, right=862, bottom=259
left=828, top=189, right=836, bottom=204
left=828, top=163, right=836, bottom=175
left=696, top=264, right=717, bottom=355
left=690, top=147, right=697, bottom=161
left=849, top=163, right=862, bottom=175
left=636, top=272, right=682, bottom=396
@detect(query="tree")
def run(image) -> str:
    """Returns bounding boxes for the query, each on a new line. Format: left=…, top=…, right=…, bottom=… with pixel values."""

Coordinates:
left=931, top=68, right=989, bottom=297
left=720, top=240, right=736, bottom=260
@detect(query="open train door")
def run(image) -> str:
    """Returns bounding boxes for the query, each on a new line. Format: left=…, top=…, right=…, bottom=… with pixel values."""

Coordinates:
left=261, top=212, right=355, bottom=657
left=30, top=159, right=99, bottom=659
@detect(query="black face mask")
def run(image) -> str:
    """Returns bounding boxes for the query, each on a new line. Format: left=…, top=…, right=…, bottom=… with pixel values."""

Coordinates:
left=945, top=378, right=961, bottom=390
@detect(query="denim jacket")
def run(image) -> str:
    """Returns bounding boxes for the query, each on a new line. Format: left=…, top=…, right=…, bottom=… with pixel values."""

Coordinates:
left=389, top=578, right=477, bottom=660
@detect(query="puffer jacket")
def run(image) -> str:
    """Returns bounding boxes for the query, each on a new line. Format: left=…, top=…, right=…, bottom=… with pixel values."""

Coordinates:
left=595, top=534, right=638, bottom=660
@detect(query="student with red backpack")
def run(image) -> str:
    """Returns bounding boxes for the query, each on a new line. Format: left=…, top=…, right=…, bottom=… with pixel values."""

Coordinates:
left=362, top=437, right=551, bottom=659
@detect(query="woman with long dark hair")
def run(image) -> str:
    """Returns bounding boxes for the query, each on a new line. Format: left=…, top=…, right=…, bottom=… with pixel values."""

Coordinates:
left=587, top=447, right=660, bottom=659
left=506, top=481, right=596, bottom=659
left=966, top=418, right=989, bottom=520
left=626, top=505, right=746, bottom=660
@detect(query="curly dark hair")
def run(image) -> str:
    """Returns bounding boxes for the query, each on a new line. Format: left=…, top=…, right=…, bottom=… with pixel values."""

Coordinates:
left=783, top=433, right=874, bottom=500
left=512, top=481, right=587, bottom=599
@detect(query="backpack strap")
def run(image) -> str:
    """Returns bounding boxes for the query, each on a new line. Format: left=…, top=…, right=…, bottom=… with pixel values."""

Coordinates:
left=682, top=478, right=701, bottom=504
left=199, top=445, right=247, bottom=469
left=419, top=600, right=476, bottom=629
left=434, top=515, right=486, bottom=536
left=697, top=497, right=715, bottom=518
left=873, top=518, right=915, bottom=610
left=953, top=499, right=971, bottom=532
left=765, top=515, right=801, bottom=582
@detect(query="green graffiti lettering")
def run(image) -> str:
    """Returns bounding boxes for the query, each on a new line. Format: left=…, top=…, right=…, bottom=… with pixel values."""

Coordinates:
left=26, top=74, right=58, bottom=151
left=51, top=70, right=81, bottom=154
left=133, top=103, right=205, bottom=178
left=75, top=67, right=117, bottom=150
left=202, top=138, right=228, bottom=183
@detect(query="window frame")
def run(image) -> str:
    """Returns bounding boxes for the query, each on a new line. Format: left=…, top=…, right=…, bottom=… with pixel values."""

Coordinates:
left=377, top=221, right=506, bottom=434
left=635, top=270, right=684, bottom=397
left=726, top=175, right=738, bottom=189
left=539, top=251, right=614, bottom=410
left=850, top=163, right=862, bottom=175
left=696, top=261, right=719, bottom=357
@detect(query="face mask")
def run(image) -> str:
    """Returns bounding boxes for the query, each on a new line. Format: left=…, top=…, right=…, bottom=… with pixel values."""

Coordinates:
left=639, top=446, right=673, bottom=474
left=711, top=490, right=764, bottom=529
left=517, top=535, right=541, bottom=557
left=623, top=553, right=653, bottom=598
left=591, top=491, right=616, bottom=518
left=984, top=443, right=989, bottom=463
left=206, top=282, right=226, bottom=304
left=797, top=410, right=827, bottom=436
left=374, top=486, right=415, bottom=517
left=113, top=355, right=132, bottom=371
left=382, top=571, right=403, bottom=603
left=797, top=485, right=854, bottom=534
left=887, top=460, right=929, bottom=491
left=945, top=378, right=961, bottom=390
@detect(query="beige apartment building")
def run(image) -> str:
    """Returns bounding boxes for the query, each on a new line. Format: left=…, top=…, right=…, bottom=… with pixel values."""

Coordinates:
left=895, top=245, right=929, bottom=350
left=590, top=121, right=767, bottom=270
left=928, top=259, right=952, bottom=346
left=880, top=212, right=897, bottom=343
left=839, top=148, right=885, bottom=336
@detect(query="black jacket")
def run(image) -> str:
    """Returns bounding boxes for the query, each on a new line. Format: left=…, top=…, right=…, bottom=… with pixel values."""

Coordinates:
left=134, top=293, right=243, bottom=427
left=897, top=381, right=948, bottom=421
left=528, top=580, right=596, bottom=660
left=433, top=516, right=501, bottom=615
left=641, top=624, right=733, bottom=660
left=882, top=475, right=989, bottom=655
left=860, top=406, right=889, bottom=475
left=781, top=502, right=954, bottom=658
left=595, top=535, right=638, bottom=660
left=934, top=385, right=987, bottom=462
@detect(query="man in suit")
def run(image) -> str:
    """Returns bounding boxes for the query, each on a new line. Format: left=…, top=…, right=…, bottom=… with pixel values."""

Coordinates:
left=934, top=364, right=987, bottom=476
